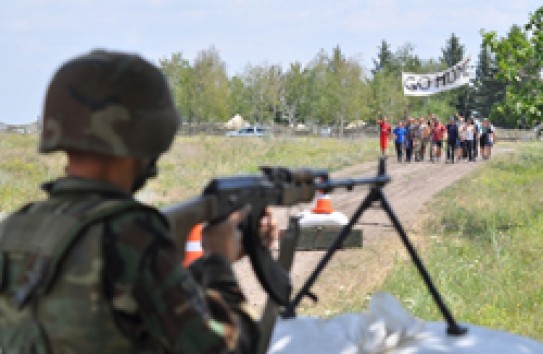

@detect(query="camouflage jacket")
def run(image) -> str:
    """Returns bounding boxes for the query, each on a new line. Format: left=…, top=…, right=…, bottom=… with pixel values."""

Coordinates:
left=0, top=177, right=259, bottom=354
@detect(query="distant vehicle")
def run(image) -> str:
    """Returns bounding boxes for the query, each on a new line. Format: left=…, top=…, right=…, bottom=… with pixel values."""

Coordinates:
left=225, top=126, right=271, bottom=137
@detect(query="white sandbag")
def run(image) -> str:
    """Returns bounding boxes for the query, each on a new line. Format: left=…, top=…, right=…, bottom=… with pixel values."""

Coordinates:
left=391, top=322, right=543, bottom=354
left=269, top=292, right=543, bottom=353
left=269, top=313, right=362, bottom=354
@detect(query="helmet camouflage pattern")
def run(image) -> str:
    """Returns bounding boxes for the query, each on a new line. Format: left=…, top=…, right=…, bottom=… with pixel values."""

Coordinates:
left=40, top=49, right=180, bottom=158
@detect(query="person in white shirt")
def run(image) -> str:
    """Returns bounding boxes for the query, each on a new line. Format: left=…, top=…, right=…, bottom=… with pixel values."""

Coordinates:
left=465, top=118, right=476, bottom=162
left=456, top=116, right=467, bottom=161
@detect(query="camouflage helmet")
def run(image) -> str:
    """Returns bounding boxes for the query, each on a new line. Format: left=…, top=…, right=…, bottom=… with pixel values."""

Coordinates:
left=39, top=49, right=180, bottom=158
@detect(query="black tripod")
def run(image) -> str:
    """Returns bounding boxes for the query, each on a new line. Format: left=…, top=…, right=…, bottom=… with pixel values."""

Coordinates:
left=282, top=157, right=467, bottom=336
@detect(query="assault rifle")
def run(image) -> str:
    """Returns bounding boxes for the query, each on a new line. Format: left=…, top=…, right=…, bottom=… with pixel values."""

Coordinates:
left=161, top=163, right=390, bottom=307
left=162, top=158, right=467, bottom=338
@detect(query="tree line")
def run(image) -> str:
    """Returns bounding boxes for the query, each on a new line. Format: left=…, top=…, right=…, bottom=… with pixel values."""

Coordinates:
left=159, top=5, right=543, bottom=130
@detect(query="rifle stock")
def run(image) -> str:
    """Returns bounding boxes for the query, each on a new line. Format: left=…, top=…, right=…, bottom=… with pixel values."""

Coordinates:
left=161, top=195, right=217, bottom=251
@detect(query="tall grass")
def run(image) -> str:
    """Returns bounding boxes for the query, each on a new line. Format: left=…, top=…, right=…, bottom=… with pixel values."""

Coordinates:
left=0, top=133, right=65, bottom=210
left=0, top=133, right=379, bottom=210
left=381, top=143, right=543, bottom=340
left=143, top=135, right=379, bottom=205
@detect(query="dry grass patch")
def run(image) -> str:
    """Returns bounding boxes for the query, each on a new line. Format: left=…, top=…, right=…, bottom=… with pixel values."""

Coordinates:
left=0, top=133, right=378, bottom=211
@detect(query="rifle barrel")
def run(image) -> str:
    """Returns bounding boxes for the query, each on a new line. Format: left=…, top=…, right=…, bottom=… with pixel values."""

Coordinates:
left=315, top=175, right=390, bottom=192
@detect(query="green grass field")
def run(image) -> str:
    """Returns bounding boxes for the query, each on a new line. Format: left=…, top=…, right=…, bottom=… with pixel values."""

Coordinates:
left=380, top=143, right=543, bottom=340
left=147, top=135, right=381, bottom=206
left=0, top=132, right=380, bottom=210
left=1, top=132, right=541, bottom=340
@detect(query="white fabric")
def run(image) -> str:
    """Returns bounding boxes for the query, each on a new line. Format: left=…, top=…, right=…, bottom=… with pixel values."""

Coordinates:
left=458, top=123, right=467, bottom=140
left=465, top=125, right=475, bottom=140
left=298, top=210, right=349, bottom=227
left=402, top=58, right=471, bottom=96
left=269, top=292, right=543, bottom=353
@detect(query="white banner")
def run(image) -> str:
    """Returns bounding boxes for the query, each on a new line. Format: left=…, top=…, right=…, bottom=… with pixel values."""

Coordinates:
left=402, top=58, right=471, bottom=96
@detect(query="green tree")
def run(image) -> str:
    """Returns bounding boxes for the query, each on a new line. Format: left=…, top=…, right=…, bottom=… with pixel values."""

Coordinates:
left=241, top=63, right=284, bottom=124
left=228, top=75, right=252, bottom=120
left=372, top=42, right=429, bottom=122
left=191, top=46, right=230, bottom=123
left=371, top=42, right=398, bottom=121
left=308, top=47, right=371, bottom=131
left=371, top=71, right=404, bottom=122
left=471, top=41, right=506, bottom=123
left=326, top=46, right=369, bottom=135
left=393, top=43, right=423, bottom=118
left=440, top=33, right=471, bottom=116
left=264, top=65, right=284, bottom=123
left=282, top=62, right=307, bottom=126
left=441, top=33, right=465, bottom=67
left=372, top=39, right=395, bottom=74
left=484, top=8, right=543, bottom=127
left=159, top=52, right=194, bottom=122
left=302, top=50, right=330, bottom=125
left=393, top=43, right=422, bottom=73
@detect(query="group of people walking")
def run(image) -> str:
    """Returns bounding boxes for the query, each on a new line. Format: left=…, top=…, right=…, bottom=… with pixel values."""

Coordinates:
left=378, top=114, right=496, bottom=164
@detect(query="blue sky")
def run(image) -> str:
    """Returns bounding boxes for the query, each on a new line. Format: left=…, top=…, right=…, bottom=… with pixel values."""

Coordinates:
left=0, top=0, right=540, bottom=124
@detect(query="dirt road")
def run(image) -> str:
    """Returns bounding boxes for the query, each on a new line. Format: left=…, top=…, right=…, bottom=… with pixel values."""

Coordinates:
left=234, top=151, right=503, bottom=316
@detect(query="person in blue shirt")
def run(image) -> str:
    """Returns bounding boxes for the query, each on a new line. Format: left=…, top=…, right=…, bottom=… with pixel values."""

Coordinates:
left=446, top=116, right=459, bottom=163
left=392, top=120, right=407, bottom=162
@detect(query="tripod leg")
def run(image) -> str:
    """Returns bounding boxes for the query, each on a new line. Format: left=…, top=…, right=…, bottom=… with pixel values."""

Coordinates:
left=283, top=187, right=381, bottom=318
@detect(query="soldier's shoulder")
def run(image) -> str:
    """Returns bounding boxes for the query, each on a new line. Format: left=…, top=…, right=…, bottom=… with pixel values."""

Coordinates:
left=105, top=200, right=173, bottom=248
left=109, top=200, right=167, bottom=229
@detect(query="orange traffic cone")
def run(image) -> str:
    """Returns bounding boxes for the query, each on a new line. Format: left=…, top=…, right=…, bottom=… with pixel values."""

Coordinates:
left=183, top=224, right=204, bottom=267
left=311, top=192, right=335, bottom=214
left=300, top=191, right=348, bottom=227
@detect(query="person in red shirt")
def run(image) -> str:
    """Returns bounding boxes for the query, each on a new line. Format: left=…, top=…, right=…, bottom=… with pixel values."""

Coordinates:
left=430, top=118, right=446, bottom=162
left=378, top=116, right=392, bottom=155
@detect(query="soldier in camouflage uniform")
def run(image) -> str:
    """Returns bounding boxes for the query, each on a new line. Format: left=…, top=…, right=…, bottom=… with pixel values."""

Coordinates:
left=0, top=50, right=265, bottom=353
